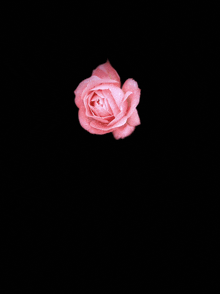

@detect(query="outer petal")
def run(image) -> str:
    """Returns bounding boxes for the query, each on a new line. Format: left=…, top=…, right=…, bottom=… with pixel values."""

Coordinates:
left=121, top=90, right=133, bottom=104
left=127, top=109, right=141, bottom=127
left=74, top=76, right=99, bottom=107
left=78, top=106, right=111, bottom=135
left=75, top=95, right=84, bottom=109
left=112, top=123, right=135, bottom=140
left=92, top=59, right=121, bottom=87
left=122, top=78, right=141, bottom=118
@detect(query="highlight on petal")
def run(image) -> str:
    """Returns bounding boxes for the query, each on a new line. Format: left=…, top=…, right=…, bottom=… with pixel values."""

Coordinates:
left=112, top=123, right=135, bottom=140
left=92, top=59, right=121, bottom=87
left=127, top=109, right=141, bottom=127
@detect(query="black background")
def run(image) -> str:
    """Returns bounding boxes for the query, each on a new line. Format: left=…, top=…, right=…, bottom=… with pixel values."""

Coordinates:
left=2, top=2, right=217, bottom=291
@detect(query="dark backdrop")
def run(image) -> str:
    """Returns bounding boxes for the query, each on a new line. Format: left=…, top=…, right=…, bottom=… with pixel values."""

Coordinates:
left=2, top=2, right=216, bottom=291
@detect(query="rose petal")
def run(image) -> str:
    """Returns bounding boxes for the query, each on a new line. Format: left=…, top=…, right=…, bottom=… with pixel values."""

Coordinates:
left=74, top=76, right=99, bottom=102
left=91, top=94, right=104, bottom=105
left=102, top=89, right=120, bottom=116
left=89, top=112, right=113, bottom=124
left=90, top=83, right=117, bottom=92
left=107, top=99, right=128, bottom=127
left=75, top=95, right=84, bottom=108
left=108, top=85, right=124, bottom=107
left=90, top=103, right=110, bottom=118
left=78, top=106, right=112, bottom=135
left=84, top=92, right=95, bottom=116
left=90, top=119, right=123, bottom=131
left=74, top=76, right=101, bottom=109
left=127, top=109, right=141, bottom=127
left=90, top=108, right=127, bottom=131
left=112, top=123, right=135, bottom=140
left=85, top=105, right=114, bottom=123
left=121, top=91, right=133, bottom=103
left=95, top=90, right=105, bottom=98
left=103, top=97, right=114, bottom=115
left=92, top=59, right=121, bottom=87
left=122, top=78, right=141, bottom=118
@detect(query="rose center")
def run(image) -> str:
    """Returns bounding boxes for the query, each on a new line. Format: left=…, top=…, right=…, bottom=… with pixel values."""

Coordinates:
left=90, top=94, right=104, bottom=107
left=96, top=98, right=103, bottom=106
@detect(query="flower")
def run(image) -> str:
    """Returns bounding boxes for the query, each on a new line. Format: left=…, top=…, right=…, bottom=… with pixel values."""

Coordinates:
left=74, top=60, right=141, bottom=139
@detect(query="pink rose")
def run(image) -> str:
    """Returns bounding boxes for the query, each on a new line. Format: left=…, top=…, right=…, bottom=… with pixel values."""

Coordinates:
left=74, top=60, right=141, bottom=139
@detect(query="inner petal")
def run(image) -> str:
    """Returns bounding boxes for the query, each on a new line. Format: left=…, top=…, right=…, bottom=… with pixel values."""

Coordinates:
left=95, top=90, right=105, bottom=99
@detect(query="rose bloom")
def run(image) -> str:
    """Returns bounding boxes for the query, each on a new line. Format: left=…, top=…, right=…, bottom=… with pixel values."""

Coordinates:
left=74, top=60, right=141, bottom=139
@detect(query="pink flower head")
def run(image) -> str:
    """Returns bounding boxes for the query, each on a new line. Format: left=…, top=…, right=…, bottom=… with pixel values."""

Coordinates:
left=74, top=60, right=141, bottom=139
